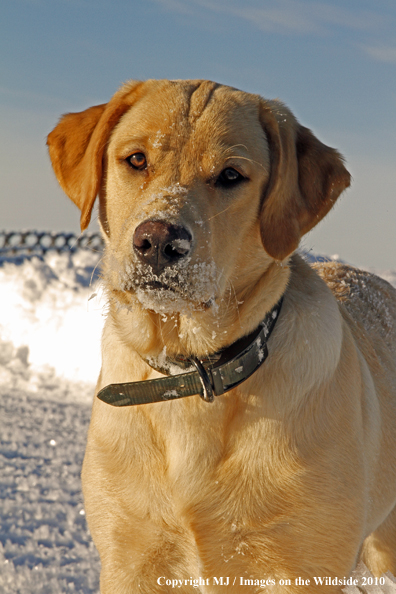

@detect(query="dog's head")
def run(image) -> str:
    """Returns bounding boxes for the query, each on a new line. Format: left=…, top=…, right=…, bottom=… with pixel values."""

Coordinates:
left=48, top=80, right=350, bottom=352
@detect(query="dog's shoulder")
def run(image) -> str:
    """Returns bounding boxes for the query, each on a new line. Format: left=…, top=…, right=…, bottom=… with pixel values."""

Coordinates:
left=312, top=261, right=396, bottom=354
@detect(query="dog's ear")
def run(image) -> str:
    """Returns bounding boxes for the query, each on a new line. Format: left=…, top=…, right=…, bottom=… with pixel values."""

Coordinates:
left=47, top=81, right=145, bottom=231
left=259, top=100, right=351, bottom=260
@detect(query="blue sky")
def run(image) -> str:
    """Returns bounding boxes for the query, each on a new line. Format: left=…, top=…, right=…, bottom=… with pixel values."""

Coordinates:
left=1, top=0, right=395, bottom=267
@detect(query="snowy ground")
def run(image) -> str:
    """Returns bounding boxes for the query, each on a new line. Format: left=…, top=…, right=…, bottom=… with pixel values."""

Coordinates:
left=1, top=246, right=395, bottom=593
left=0, top=391, right=100, bottom=593
left=0, top=250, right=103, bottom=594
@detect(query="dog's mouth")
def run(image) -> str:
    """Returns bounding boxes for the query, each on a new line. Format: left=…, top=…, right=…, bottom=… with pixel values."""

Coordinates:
left=118, top=259, right=218, bottom=314
left=139, top=279, right=170, bottom=291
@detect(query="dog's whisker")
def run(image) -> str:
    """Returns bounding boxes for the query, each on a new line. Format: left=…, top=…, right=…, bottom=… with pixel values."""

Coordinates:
left=225, top=154, right=267, bottom=171
left=224, top=143, right=249, bottom=153
left=90, top=255, right=104, bottom=287
left=227, top=279, right=243, bottom=328
left=207, top=202, right=235, bottom=221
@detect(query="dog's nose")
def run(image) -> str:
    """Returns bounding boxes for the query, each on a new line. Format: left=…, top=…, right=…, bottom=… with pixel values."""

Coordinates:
left=133, top=220, right=192, bottom=273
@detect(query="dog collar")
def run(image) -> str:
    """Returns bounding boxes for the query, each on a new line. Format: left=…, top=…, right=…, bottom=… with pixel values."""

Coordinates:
left=97, top=297, right=283, bottom=407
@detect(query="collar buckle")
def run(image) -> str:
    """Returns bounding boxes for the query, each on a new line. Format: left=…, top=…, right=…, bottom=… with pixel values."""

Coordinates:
left=189, top=356, right=215, bottom=402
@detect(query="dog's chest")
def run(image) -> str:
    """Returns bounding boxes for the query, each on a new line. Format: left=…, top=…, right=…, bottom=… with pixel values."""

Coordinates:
left=144, top=401, right=291, bottom=519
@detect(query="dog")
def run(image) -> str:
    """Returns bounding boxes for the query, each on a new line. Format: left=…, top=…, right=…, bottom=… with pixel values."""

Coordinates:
left=48, top=80, right=396, bottom=593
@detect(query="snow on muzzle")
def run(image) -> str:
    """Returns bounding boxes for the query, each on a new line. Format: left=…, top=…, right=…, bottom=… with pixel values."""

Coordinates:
left=117, top=221, right=218, bottom=314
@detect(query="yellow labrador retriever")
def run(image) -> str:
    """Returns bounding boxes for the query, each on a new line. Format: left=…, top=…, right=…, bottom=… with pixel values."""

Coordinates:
left=48, top=80, right=396, bottom=593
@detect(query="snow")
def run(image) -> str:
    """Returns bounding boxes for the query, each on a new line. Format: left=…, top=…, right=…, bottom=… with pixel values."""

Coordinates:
left=0, top=245, right=395, bottom=593
left=120, top=256, right=218, bottom=315
left=0, top=251, right=104, bottom=404
left=0, top=391, right=100, bottom=594
left=0, top=249, right=103, bottom=593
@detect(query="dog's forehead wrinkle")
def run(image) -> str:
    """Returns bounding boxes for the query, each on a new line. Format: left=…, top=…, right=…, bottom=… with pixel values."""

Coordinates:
left=187, top=80, right=219, bottom=124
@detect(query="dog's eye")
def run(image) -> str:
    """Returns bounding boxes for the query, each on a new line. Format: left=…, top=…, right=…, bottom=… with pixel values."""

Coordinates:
left=216, top=167, right=245, bottom=187
left=127, top=152, right=147, bottom=170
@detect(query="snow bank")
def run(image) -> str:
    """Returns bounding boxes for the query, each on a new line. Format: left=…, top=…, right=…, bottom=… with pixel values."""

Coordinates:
left=0, top=250, right=105, bottom=404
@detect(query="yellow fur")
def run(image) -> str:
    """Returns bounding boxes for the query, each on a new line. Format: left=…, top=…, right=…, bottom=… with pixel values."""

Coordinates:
left=47, top=80, right=396, bottom=593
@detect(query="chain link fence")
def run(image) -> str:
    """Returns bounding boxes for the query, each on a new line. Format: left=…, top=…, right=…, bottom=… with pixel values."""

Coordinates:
left=0, top=231, right=104, bottom=257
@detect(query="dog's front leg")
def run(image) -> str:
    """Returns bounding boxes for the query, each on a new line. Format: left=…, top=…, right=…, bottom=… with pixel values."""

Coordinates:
left=82, top=437, right=204, bottom=594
